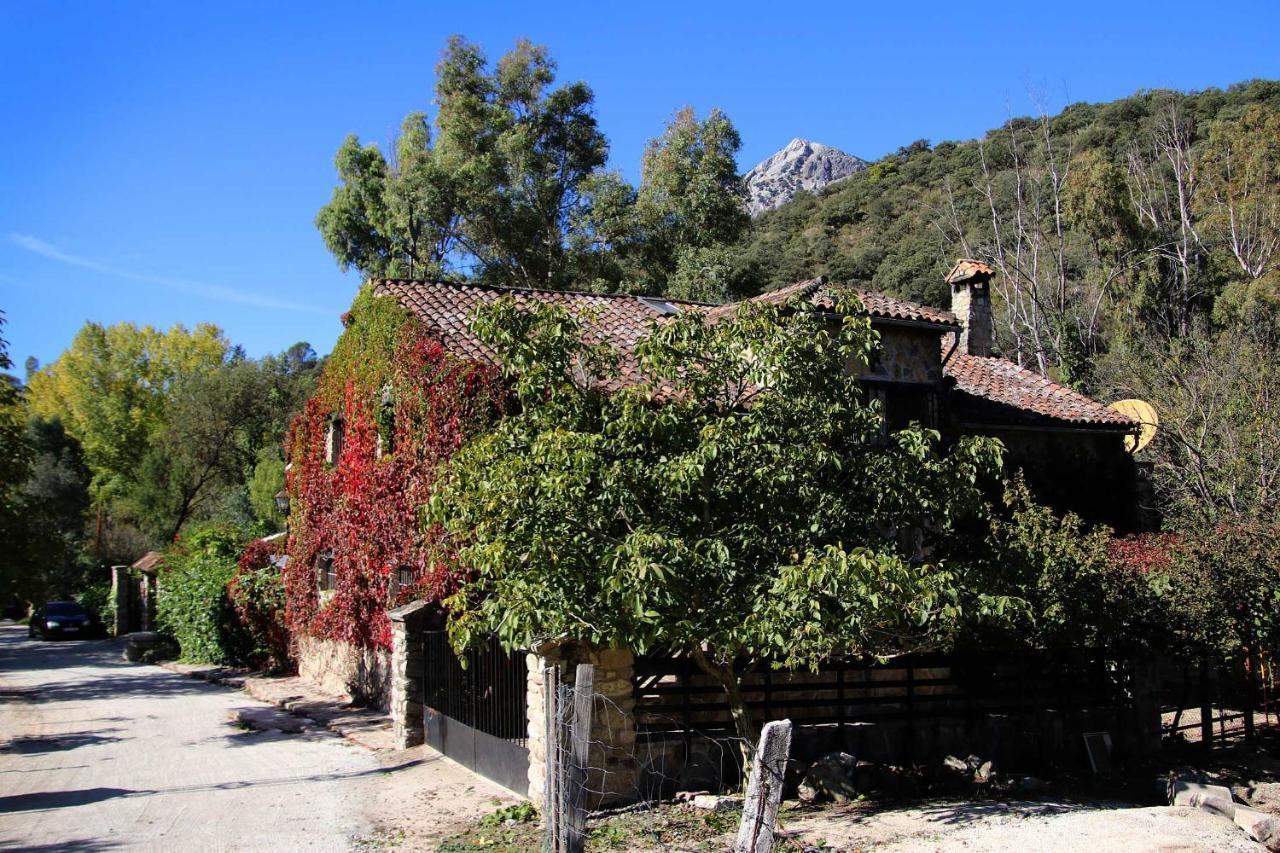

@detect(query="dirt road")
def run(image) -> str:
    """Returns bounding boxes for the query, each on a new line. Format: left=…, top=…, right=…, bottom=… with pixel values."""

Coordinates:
left=0, top=623, right=511, bottom=851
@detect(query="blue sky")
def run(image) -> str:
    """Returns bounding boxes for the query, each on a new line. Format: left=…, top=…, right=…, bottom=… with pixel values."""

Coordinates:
left=3, top=1, right=1279, bottom=370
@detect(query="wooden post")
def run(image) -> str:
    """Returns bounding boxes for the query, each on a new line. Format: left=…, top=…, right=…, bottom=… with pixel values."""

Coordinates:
left=1244, top=650, right=1257, bottom=746
left=1199, top=657, right=1214, bottom=752
left=905, top=655, right=916, bottom=764
left=543, top=666, right=561, bottom=853
left=566, top=663, right=594, bottom=853
left=734, top=718, right=793, bottom=853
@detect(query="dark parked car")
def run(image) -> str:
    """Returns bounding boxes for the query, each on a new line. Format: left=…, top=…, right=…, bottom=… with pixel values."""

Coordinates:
left=28, top=601, right=94, bottom=639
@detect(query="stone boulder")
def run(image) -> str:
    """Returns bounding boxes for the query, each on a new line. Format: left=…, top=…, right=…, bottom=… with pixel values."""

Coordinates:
left=798, top=751, right=860, bottom=804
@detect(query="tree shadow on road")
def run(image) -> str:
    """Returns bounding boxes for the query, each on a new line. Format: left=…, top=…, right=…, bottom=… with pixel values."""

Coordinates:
left=0, top=758, right=427, bottom=818
left=0, top=786, right=139, bottom=814
left=0, top=837, right=120, bottom=851
left=2, top=732, right=124, bottom=754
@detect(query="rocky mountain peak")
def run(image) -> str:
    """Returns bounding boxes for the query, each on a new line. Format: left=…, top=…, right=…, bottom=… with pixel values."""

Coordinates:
left=744, top=138, right=867, bottom=215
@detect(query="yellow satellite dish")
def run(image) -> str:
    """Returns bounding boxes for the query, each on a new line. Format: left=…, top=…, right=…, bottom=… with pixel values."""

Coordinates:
left=1108, top=399, right=1158, bottom=454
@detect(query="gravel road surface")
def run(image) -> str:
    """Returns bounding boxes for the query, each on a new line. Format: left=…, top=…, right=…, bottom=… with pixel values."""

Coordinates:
left=0, top=624, right=405, bottom=851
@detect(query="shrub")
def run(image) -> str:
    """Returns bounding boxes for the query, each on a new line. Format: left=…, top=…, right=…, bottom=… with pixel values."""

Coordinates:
left=958, top=477, right=1168, bottom=654
left=228, top=538, right=292, bottom=671
left=156, top=523, right=248, bottom=664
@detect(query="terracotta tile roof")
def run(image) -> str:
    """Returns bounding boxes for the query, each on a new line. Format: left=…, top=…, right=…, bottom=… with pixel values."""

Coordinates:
left=945, top=353, right=1134, bottom=428
left=374, top=280, right=700, bottom=392
left=373, top=278, right=1126, bottom=428
left=704, top=278, right=960, bottom=327
left=945, top=258, right=995, bottom=284
left=131, top=551, right=164, bottom=573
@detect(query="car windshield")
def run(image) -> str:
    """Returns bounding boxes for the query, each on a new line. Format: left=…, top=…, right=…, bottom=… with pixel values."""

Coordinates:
left=44, top=602, right=85, bottom=617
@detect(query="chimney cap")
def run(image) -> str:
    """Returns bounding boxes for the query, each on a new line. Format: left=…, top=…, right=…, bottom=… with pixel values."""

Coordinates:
left=946, top=259, right=994, bottom=286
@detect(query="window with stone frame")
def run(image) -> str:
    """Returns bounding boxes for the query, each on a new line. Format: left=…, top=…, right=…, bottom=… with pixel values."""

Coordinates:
left=316, top=551, right=336, bottom=591
left=389, top=565, right=414, bottom=598
left=324, top=417, right=345, bottom=466
left=376, top=384, right=395, bottom=459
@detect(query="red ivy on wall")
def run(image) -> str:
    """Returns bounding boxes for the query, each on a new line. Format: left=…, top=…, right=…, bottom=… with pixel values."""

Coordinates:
left=283, top=290, right=500, bottom=651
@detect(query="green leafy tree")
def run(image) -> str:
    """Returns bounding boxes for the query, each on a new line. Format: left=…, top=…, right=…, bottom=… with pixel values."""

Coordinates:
left=315, top=113, right=459, bottom=280
left=247, top=446, right=286, bottom=531
left=1110, top=319, right=1280, bottom=526
left=156, top=522, right=248, bottom=663
left=0, top=311, right=37, bottom=605
left=1197, top=104, right=1280, bottom=284
left=960, top=477, right=1165, bottom=652
left=627, top=107, right=751, bottom=299
left=430, top=294, right=1004, bottom=750
left=124, top=358, right=287, bottom=542
left=20, top=417, right=93, bottom=599
left=317, top=37, right=610, bottom=290
left=1162, top=523, right=1280, bottom=662
left=25, top=321, right=228, bottom=502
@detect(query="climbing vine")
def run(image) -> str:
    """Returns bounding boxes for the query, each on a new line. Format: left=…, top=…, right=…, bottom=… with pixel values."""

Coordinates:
left=283, top=287, right=500, bottom=651
left=228, top=537, right=290, bottom=671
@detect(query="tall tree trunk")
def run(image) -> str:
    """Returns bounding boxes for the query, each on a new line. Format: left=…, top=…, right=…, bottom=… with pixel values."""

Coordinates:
left=691, top=646, right=759, bottom=781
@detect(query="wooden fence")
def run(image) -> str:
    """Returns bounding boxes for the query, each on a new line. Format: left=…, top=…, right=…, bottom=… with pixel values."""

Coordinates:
left=632, top=649, right=1157, bottom=777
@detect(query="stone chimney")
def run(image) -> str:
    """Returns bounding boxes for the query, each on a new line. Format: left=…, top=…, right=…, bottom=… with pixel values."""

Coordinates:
left=946, top=259, right=994, bottom=357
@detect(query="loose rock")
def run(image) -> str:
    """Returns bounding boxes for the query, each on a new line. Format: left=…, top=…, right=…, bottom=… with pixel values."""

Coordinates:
left=799, top=752, right=860, bottom=804
left=691, top=794, right=739, bottom=812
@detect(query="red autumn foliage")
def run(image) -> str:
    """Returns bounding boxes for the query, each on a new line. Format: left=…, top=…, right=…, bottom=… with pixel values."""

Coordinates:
left=1107, top=532, right=1180, bottom=574
left=228, top=537, right=291, bottom=671
left=282, top=303, right=500, bottom=652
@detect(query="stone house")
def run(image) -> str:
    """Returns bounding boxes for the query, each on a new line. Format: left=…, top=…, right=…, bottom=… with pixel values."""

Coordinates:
left=291, top=260, right=1141, bottom=796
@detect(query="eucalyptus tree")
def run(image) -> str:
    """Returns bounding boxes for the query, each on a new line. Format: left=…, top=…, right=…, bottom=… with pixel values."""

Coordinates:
left=317, top=37, right=610, bottom=289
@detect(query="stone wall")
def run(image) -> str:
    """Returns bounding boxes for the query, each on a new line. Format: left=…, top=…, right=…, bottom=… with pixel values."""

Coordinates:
left=297, top=634, right=392, bottom=711
left=846, top=324, right=945, bottom=385
left=388, top=601, right=428, bottom=748
left=526, top=642, right=638, bottom=807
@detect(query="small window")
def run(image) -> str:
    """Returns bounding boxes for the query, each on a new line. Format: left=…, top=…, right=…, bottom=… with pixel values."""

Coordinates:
left=637, top=296, right=682, bottom=315
left=883, top=385, right=935, bottom=432
left=316, top=551, right=336, bottom=591
left=325, top=418, right=345, bottom=466
left=391, top=565, right=414, bottom=596
left=376, top=385, right=395, bottom=459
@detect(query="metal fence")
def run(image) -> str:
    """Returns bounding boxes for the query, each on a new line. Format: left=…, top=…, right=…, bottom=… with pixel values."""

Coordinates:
left=422, top=631, right=529, bottom=792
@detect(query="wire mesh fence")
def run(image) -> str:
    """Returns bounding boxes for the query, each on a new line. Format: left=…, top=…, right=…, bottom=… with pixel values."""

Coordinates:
left=542, top=662, right=761, bottom=852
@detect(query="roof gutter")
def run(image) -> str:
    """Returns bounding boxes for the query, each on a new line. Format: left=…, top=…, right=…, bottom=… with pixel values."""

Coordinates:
left=870, top=316, right=963, bottom=334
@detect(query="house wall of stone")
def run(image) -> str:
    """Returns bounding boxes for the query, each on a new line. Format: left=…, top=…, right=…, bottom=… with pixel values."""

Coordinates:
left=296, top=633, right=392, bottom=711
left=853, top=325, right=945, bottom=385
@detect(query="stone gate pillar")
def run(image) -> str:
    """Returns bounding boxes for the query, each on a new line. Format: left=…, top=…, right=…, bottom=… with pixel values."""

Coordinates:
left=388, top=600, right=429, bottom=749
left=526, top=640, right=638, bottom=806
left=109, top=565, right=130, bottom=637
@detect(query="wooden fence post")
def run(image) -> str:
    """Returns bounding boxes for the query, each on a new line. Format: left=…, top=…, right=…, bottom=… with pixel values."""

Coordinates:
left=1200, top=658, right=1214, bottom=752
left=566, top=663, right=594, bottom=853
left=734, top=718, right=793, bottom=853
left=543, top=666, right=561, bottom=853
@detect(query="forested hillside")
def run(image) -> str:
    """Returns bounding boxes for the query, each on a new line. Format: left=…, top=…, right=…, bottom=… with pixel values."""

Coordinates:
left=741, top=81, right=1280, bottom=361
left=736, top=81, right=1280, bottom=526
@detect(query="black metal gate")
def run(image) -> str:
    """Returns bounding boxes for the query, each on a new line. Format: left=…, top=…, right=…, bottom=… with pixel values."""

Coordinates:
left=423, top=631, right=529, bottom=793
